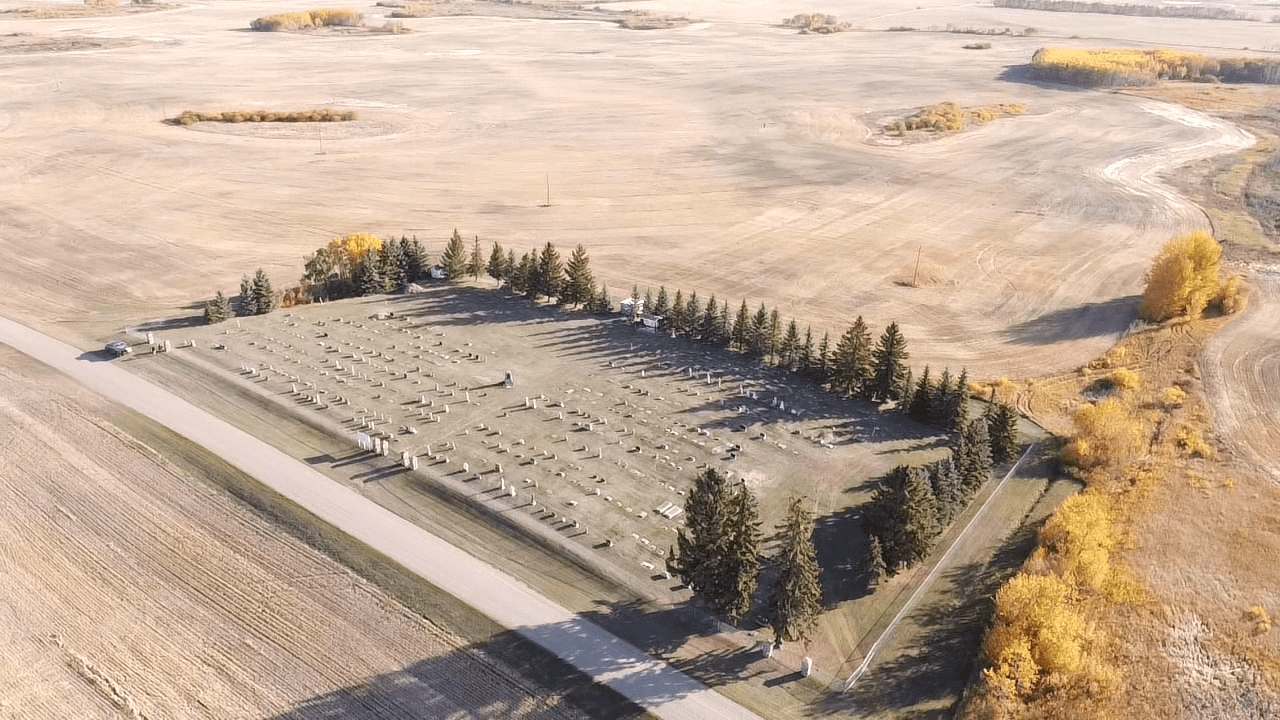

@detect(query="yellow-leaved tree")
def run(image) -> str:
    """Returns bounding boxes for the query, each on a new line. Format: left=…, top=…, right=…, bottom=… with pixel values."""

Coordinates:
left=1061, top=397, right=1146, bottom=472
left=1139, top=230, right=1221, bottom=322
left=982, top=572, right=1092, bottom=701
left=1038, top=492, right=1115, bottom=590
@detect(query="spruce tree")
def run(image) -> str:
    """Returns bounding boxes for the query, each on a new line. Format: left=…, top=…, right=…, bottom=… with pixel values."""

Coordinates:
left=238, top=275, right=257, bottom=317
left=562, top=244, right=594, bottom=307
left=780, top=319, right=800, bottom=369
left=356, top=257, right=384, bottom=297
left=404, top=236, right=429, bottom=281
left=947, top=369, right=971, bottom=432
left=487, top=241, right=507, bottom=285
left=468, top=236, right=484, bottom=281
left=717, top=304, right=731, bottom=348
left=204, top=291, right=232, bottom=324
left=751, top=303, right=769, bottom=357
left=864, top=473, right=909, bottom=570
left=901, top=465, right=940, bottom=563
left=522, top=249, right=540, bottom=300
left=251, top=268, right=276, bottom=314
left=504, top=249, right=518, bottom=289
left=441, top=229, right=468, bottom=282
left=958, top=419, right=993, bottom=495
left=929, top=455, right=964, bottom=526
left=931, top=369, right=953, bottom=428
left=701, top=296, right=720, bottom=344
left=378, top=241, right=402, bottom=292
left=670, top=290, right=686, bottom=333
left=669, top=468, right=733, bottom=611
left=831, top=317, right=873, bottom=397
left=816, top=331, right=832, bottom=382
left=683, top=292, right=701, bottom=338
left=909, top=366, right=934, bottom=422
left=536, top=242, right=564, bottom=302
left=732, top=300, right=751, bottom=351
left=653, top=286, right=670, bottom=317
left=720, top=481, right=762, bottom=623
left=768, top=497, right=823, bottom=649
left=596, top=283, right=612, bottom=313
left=990, top=402, right=1021, bottom=464
left=866, top=535, right=888, bottom=589
left=797, top=326, right=814, bottom=376
left=871, top=321, right=910, bottom=402
left=643, top=287, right=654, bottom=315
left=765, top=309, right=782, bottom=364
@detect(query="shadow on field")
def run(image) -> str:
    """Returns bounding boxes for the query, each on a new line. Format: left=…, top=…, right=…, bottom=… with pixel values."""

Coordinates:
left=811, top=514, right=1047, bottom=718
left=1003, top=295, right=1138, bottom=345
left=997, top=63, right=1092, bottom=92
left=813, top=504, right=873, bottom=606
left=270, top=625, right=652, bottom=720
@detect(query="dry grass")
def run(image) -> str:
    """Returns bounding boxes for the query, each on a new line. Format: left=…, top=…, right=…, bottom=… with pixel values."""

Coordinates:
left=170, top=109, right=358, bottom=126
left=250, top=8, right=363, bottom=32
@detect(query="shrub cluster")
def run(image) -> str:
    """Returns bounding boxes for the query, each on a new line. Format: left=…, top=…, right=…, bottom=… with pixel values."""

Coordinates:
left=1030, top=47, right=1280, bottom=87
left=172, top=109, right=357, bottom=125
left=783, top=13, right=850, bottom=33
left=888, top=102, right=1025, bottom=134
left=250, top=8, right=362, bottom=31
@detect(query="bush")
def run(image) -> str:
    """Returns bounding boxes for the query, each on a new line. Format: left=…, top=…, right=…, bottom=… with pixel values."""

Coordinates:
left=1139, top=230, right=1222, bottom=322
left=172, top=109, right=357, bottom=125
left=250, top=8, right=362, bottom=31
left=784, top=13, right=850, bottom=33
left=1246, top=605, right=1272, bottom=635
left=1104, top=367, right=1141, bottom=392
left=890, top=102, right=1025, bottom=134
left=1061, top=397, right=1145, bottom=470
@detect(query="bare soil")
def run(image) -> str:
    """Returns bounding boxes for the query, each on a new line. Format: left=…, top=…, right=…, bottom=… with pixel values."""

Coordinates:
left=0, top=343, right=591, bottom=719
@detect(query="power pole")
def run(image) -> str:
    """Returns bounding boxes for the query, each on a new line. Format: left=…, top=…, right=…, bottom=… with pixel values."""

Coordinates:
left=912, top=245, right=922, bottom=287
left=544, top=173, right=550, bottom=207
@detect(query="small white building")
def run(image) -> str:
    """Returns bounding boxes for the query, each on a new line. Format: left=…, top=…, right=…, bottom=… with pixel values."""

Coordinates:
left=428, top=265, right=447, bottom=280
left=640, top=313, right=662, bottom=332
left=619, top=298, right=643, bottom=317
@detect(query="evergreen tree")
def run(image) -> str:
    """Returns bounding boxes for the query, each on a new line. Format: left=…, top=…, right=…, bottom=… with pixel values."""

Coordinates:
left=871, top=321, right=911, bottom=402
left=238, top=275, right=257, bottom=317
left=404, top=236, right=429, bottom=281
left=866, top=535, right=887, bottom=589
left=522, top=249, right=540, bottom=300
left=797, top=326, right=814, bottom=376
left=468, top=236, right=484, bottom=281
left=669, top=290, right=685, bottom=333
left=780, top=319, right=800, bottom=369
left=509, top=251, right=534, bottom=296
left=901, top=465, right=940, bottom=563
left=441, top=229, right=468, bottom=282
left=930, top=369, right=954, bottom=428
left=765, top=309, right=782, bottom=364
left=251, top=268, right=276, bottom=314
left=562, top=244, right=594, bottom=307
left=683, top=292, right=701, bottom=339
left=643, top=287, right=654, bottom=315
left=816, top=331, right=832, bottom=382
left=377, top=241, right=403, bottom=292
left=700, top=295, right=720, bottom=344
left=768, top=497, right=823, bottom=649
left=356, top=256, right=384, bottom=297
left=831, top=317, right=873, bottom=397
left=504, top=249, right=518, bottom=290
left=720, top=481, right=762, bottom=623
left=929, top=455, right=964, bottom=527
left=909, top=366, right=934, bottom=422
left=990, top=402, right=1021, bottom=465
left=668, top=468, right=733, bottom=615
left=204, top=291, right=232, bottom=324
left=864, top=473, right=909, bottom=570
left=653, top=286, right=670, bottom=317
left=958, top=419, right=993, bottom=495
left=750, top=303, right=769, bottom=357
left=946, top=369, right=971, bottom=432
left=487, top=241, right=507, bottom=285
left=717, top=304, right=731, bottom=349
left=536, top=242, right=564, bottom=302
left=732, top=301, right=751, bottom=351
left=596, top=283, right=613, bottom=313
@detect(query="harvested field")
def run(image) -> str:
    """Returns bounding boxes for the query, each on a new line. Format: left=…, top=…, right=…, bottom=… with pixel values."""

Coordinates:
left=0, top=343, right=589, bottom=719
left=0, top=0, right=1259, bottom=381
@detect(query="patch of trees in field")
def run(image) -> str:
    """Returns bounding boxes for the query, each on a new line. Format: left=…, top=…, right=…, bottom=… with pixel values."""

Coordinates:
left=170, top=109, right=357, bottom=126
left=1139, top=230, right=1241, bottom=322
left=1030, top=47, right=1280, bottom=87
left=250, top=8, right=362, bottom=31
left=996, top=0, right=1257, bottom=21
left=886, top=101, right=1025, bottom=134
left=783, top=13, right=850, bottom=34
left=205, top=269, right=277, bottom=323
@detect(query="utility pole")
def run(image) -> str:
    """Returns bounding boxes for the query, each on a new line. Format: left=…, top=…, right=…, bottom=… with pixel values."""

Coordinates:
left=544, top=173, right=550, bottom=207
left=912, top=245, right=922, bottom=287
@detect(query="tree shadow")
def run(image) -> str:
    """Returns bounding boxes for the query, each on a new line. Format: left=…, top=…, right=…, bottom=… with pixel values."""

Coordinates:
left=997, top=63, right=1093, bottom=92
left=1002, top=296, right=1139, bottom=346
left=813, top=504, right=872, bottom=606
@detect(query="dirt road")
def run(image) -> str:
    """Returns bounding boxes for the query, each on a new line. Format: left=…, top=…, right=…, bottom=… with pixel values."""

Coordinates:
left=1201, top=266, right=1280, bottom=483
left=0, top=314, right=758, bottom=720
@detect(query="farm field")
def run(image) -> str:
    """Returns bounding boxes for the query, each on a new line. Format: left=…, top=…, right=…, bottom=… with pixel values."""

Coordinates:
left=0, top=0, right=1263, bottom=379
left=0, top=343, right=594, bottom=719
